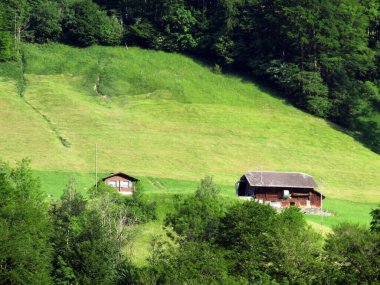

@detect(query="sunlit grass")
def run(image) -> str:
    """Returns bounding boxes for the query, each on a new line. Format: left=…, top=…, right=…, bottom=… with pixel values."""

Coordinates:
left=1, top=43, right=379, bottom=264
left=0, top=43, right=375, bottom=202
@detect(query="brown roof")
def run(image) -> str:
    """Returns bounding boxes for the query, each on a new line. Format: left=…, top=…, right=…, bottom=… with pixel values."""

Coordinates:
left=244, top=171, right=318, bottom=189
left=102, top=172, right=139, bottom=182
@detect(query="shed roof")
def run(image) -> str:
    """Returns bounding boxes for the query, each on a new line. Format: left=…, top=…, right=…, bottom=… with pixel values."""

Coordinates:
left=102, top=172, right=139, bottom=182
left=244, top=171, right=318, bottom=189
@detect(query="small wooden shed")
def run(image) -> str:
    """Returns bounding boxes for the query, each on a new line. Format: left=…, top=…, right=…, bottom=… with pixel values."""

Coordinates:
left=236, top=171, right=324, bottom=208
left=102, top=172, right=139, bottom=195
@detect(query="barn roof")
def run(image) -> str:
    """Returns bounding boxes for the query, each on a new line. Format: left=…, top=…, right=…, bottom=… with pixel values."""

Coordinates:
left=244, top=171, right=318, bottom=189
left=102, top=172, right=139, bottom=182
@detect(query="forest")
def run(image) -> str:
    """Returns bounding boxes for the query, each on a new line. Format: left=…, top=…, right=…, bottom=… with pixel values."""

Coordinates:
left=1, top=0, right=380, bottom=152
left=0, top=160, right=379, bottom=284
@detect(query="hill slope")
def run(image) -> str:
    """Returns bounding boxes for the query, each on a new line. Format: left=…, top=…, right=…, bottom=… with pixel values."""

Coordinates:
left=0, top=43, right=379, bottom=204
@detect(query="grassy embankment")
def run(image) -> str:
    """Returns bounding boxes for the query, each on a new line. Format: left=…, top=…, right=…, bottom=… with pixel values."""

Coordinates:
left=1, top=43, right=379, bottom=263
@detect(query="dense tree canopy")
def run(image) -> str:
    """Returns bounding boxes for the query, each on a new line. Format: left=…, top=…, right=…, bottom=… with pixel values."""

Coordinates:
left=0, top=159, right=52, bottom=284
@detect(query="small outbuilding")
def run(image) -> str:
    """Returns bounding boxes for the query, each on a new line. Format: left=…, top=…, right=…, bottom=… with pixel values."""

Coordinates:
left=102, top=172, right=139, bottom=195
left=236, top=171, right=324, bottom=208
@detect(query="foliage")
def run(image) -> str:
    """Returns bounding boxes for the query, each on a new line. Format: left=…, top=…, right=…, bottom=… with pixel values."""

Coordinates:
left=324, top=223, right=380, bottom=284
left=50, top=177, right=135, bottom=284
left=0, top=31, right=14, bottom=61
left=0, top=159, right=52, bottom=284
left=149, top=239, right=236, bottom=285
left=274, top=207, right=325, bottom=284
left=0, top=4, right=14, bottom=61
left=62, top=0, right=122, bottom=47
left=217, top=201, right=279, bottom=282
left=165, top=176, right=226, bottom=243
left=124, top=182, right=157, bottom=224
left=62, top=0, right=100, bottom=47
left=125, top=20, right=157, bottom=48
left=27, top=1, right=62, bottom=43
left=370, top=205, right=380, bottom=233
left=98, top=15, right=123, bottom=46
left=161, top=1, right=198, bottom=51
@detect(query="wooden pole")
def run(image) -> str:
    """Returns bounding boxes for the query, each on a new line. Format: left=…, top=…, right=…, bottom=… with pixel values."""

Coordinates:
left=95, top=143, right=98, bottom=193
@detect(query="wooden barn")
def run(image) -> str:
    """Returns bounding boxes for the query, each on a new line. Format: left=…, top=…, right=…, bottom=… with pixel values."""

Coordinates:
left=102, top=172, right=139, bottom=195
left=236, top=171, right=324, bottom=208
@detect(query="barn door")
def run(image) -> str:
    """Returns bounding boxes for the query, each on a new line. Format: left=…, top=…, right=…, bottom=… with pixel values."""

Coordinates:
left=236, top=181, right=247, bottom=196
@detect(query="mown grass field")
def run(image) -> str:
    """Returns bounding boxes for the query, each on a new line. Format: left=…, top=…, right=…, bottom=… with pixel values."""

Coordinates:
left=1, top=43, right=379, bottom=263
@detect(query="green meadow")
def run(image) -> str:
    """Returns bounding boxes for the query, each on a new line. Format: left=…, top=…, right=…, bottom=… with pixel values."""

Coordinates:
left=1, top=43, right=380, bottom=263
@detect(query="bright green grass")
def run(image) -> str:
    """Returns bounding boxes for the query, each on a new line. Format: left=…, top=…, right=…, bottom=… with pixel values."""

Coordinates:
left=1, top=43, right=378, bottom=266
left=305, top=199, right=377, bottom=227
left=0, top=43, right=378, bottom=203
left=0, top=43, right=379, bottom=239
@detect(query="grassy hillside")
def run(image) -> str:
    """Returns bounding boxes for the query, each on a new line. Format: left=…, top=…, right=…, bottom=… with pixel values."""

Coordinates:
left=0, top=44, right=379, bottom=228
left=2, top=43, right=379, bottom=264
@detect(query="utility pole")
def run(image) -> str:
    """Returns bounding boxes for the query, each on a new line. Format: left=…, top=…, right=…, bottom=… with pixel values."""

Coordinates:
left=95, top=143, right=98, bottom=193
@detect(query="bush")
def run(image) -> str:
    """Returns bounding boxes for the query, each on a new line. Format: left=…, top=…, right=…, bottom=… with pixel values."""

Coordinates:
left=28, top=1, right=62, bottom=43
left=98, top=15, right=123, bottom=46
left=165, top=176, right=226, bottom=243
left=217, top=201, right=279, bottom=281
left=324, top=223, right=380, bottom=284
left=150, top=240, right=234, bottom=284
left=63, top=0, right=122, bottom=47
left=51, top=178, right=134, bottom=285
left=124, top=182, right=157, bottom=224
left=212, top=63, right=222, bottom=74
left=0, top=159, right=52, bottom=284
left=125, top=21, right=158, bottom=48
left=0, top=31, right=14, bottom=61
left=0, top=5, right=14, bottom=61
left=370, top=205, right=380, bottom=233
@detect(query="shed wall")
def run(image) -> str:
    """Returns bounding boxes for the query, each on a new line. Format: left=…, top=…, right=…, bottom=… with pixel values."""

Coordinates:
left=104, top=175, right=136, bottom=194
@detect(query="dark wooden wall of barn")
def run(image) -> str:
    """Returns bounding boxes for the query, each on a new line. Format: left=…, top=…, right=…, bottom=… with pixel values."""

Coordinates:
left=240, top=185, right=322, bottom=208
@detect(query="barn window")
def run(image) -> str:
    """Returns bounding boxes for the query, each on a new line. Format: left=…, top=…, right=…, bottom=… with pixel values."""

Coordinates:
left=283, top=190, right=291, bottom=199
left=121, top=181, right=131, bottom=188
left=108, top=180, right=117, bottom=187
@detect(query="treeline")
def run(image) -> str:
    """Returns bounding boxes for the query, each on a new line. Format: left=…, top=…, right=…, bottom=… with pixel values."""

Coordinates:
left=0, top=161, right=379, bottom=284
left=1, top=0, right=380, bottom=151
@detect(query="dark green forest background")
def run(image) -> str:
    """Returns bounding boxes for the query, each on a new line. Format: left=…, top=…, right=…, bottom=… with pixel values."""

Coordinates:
left=1, top=0, right=380, bottom=152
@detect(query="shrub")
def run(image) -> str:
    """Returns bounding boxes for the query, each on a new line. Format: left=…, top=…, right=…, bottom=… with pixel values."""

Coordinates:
left=165, top=176, right=226, bottom=243
left=217, top=201, right=279, bottom=281
left=28, top=1, right=62, bottom=43
left=324, top=223, right=380, bottom=284
left=0, top=159, right=52, bottom=284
